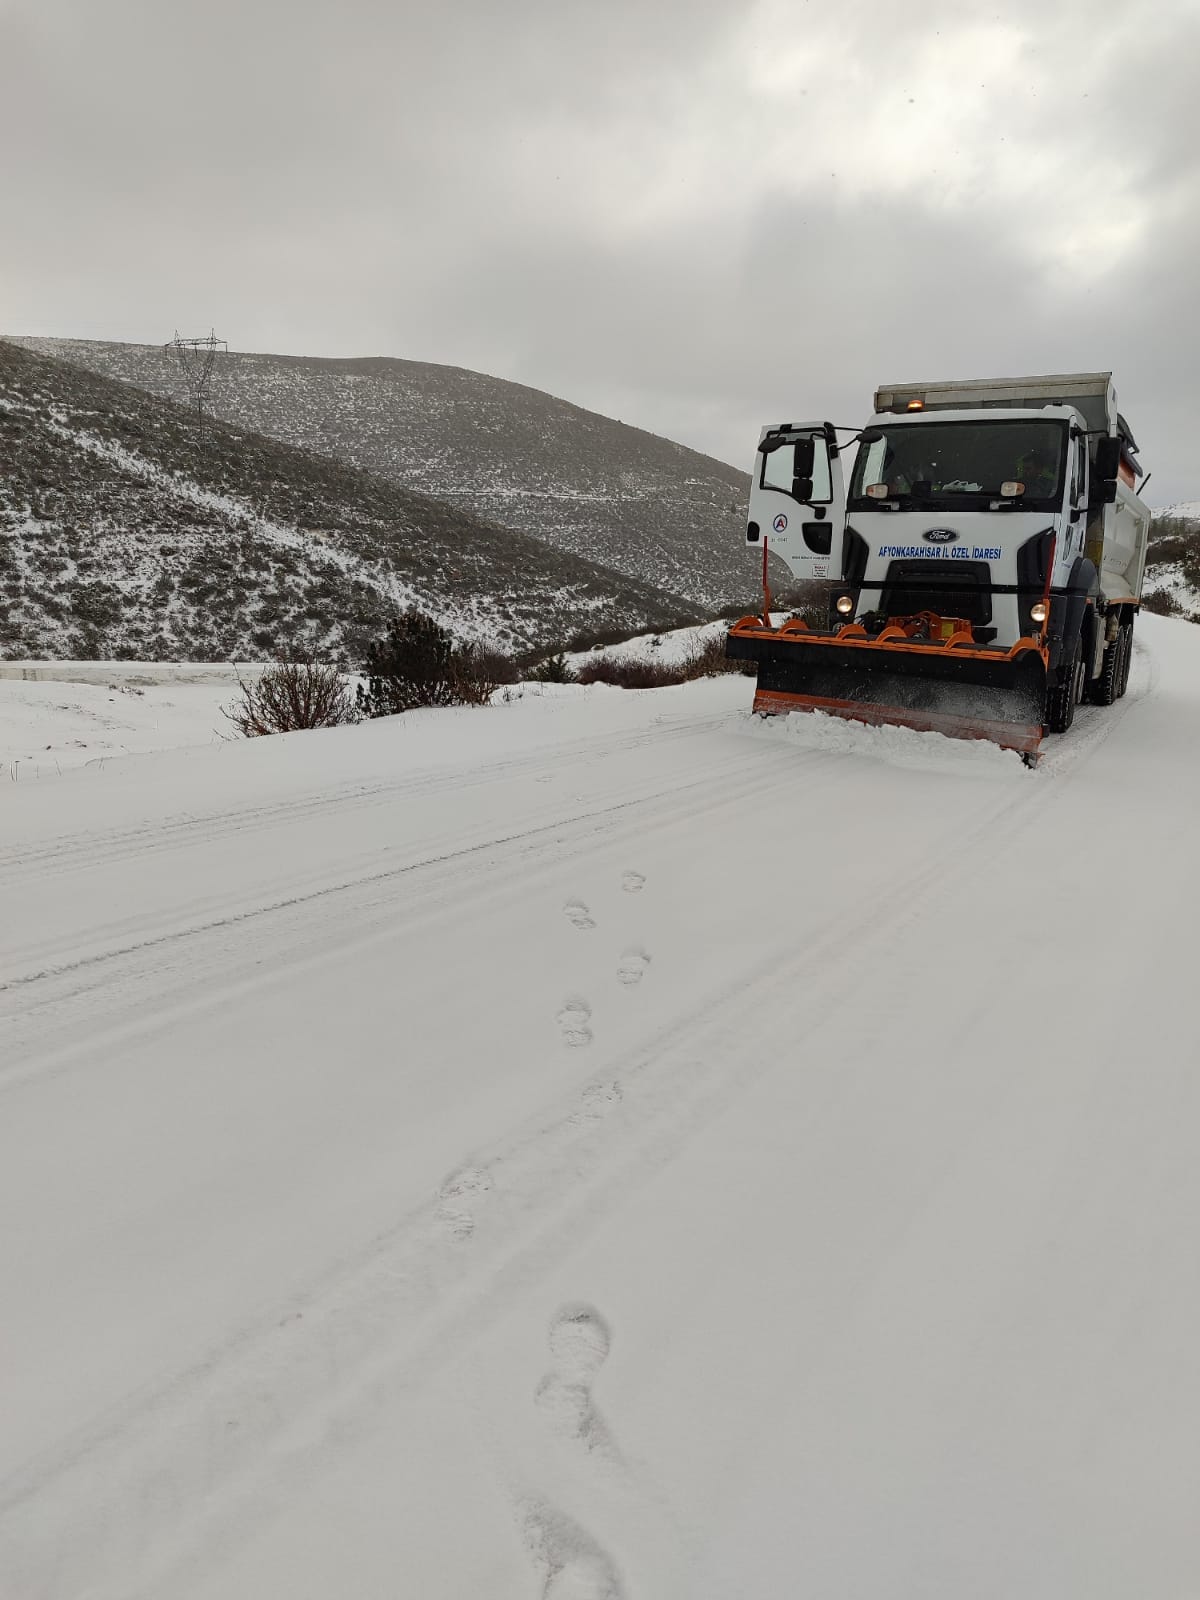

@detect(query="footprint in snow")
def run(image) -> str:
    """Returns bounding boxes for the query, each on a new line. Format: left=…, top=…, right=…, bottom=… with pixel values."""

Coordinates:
left=557, top=998, right=593, bottom=1048
left=520, top=1498, right=627, bottom=1600
left=436, top=1165, right=492, bottom=1241
left=616, top=947, right=650, bottom=988
left=535, top=1304, right=618, bottom=1458
left=579, top=1080, right=623, bottom=1121
left=564, top=899, right=597, bottom=930
left=620, top=871, right=645, bottom=894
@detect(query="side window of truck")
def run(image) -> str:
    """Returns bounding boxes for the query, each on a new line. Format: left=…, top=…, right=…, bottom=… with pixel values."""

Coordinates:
left=761, top=436, right=833, bottom=504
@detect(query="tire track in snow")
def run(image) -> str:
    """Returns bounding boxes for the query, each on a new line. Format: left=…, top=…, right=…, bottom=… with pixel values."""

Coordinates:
left=1035, top=628, right=1159, bottom=779
left=0, top=650, right=1159, bottom=1598
left=0, top=746, right=849, bottom=1092
left=0, top=744, right=1044, bottom=1599
left=0, top=756, right=749, bottom=999
left=0, top=716, right=732, bottom=885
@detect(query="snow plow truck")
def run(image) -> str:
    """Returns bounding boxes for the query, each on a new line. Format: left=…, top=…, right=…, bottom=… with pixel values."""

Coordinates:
left=725, top=372, right=1150, bottom=762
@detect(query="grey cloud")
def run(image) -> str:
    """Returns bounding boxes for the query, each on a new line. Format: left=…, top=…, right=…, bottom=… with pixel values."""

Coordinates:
left=2, top=0, right=1198, bottom=501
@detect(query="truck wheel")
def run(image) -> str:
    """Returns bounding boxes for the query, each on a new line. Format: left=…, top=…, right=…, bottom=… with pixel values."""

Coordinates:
left=1087, top=627, right=1121, bottom=706
left=1116, top=620, right=1134, bottom=698
left=1046, top=636, right=1084, bottom=734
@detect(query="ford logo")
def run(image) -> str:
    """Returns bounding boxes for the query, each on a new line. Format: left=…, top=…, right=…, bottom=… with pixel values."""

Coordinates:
left=923, top=528, right=959, bottom=543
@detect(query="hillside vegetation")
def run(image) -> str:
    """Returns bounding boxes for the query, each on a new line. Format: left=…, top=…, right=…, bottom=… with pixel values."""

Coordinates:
left=1145, top=508, right=1200, bottom=620
left=0, top=341, right=706, bottom=662
left=10, top=337, right=755, bottom=607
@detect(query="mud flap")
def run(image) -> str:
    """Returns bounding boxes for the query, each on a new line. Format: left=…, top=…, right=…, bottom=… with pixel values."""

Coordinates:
left=726, top=628, right=1048, bottom=758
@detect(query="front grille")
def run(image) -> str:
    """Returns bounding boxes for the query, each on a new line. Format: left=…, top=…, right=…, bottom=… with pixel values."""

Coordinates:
left=875, top=560, right=993, bottom=625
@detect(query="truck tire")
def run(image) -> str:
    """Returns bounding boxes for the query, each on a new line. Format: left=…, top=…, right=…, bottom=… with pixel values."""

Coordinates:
left=1087, top=625, right=1122, bottom=706
left=1045, top=635, right=1084, bottom=733
left=1116, top=620, right=1134, bottom=698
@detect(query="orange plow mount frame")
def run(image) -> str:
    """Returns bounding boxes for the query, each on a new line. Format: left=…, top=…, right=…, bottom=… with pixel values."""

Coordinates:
left=726, top=616, right=1049, bottom=759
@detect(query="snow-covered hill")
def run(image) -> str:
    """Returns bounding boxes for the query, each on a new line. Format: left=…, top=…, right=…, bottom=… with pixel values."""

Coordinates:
left=9, top=336, right=755, bottom=607
left=2, top=613, right=1198, bottom=1597
left=0, top=341, right=705, bottom=661
left=1147, top=501, right=1200, bottom=619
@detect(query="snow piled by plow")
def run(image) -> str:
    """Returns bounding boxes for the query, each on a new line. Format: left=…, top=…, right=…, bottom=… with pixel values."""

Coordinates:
left=2, top=615, right=1199, bottom=1599
left=741, top=694, right=1028, bottom=776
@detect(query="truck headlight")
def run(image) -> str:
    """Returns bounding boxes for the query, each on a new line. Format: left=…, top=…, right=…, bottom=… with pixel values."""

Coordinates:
left=1030, top=600, right=1048, bottom=623
left=836, top=595, right=854, bottom=615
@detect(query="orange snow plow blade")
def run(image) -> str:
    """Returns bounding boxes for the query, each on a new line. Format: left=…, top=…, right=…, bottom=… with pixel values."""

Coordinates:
left=726, top=616, right=1048, bottom=759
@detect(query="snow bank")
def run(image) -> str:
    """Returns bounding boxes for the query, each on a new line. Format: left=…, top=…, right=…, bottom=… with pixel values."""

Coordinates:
left=563, top=617, right=748, bottom=670
left=0, top=672, right=245, bottom=775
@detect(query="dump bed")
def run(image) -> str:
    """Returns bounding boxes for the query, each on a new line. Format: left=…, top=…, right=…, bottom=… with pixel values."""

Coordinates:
left=1093, top=481, right=1150, bottom=604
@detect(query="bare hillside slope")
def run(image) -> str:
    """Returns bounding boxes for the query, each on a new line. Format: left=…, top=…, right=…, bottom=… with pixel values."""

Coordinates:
left=10, top=336, right=754, bottom=607
left=0, top=341, right=704, bottom=661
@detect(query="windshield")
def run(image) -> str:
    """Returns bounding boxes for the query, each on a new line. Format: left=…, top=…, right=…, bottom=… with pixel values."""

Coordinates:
left=849, top=419, right=1067, bottom=510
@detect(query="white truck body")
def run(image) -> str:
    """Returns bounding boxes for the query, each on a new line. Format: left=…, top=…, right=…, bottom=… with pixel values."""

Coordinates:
left=730, top=373, right=1151, bottom=755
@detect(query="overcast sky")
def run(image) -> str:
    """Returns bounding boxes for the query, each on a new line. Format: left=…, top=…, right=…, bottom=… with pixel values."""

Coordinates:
left=3, top=0, right=1199, bottom=504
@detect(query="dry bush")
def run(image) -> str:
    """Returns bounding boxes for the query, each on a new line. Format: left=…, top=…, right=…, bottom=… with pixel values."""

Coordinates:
left=574, top=655, right=689, bottom=689
left=226, top=659, right=359, bottom=737
left=572, top=625, right=759, bottom=689
left=451, top=643, right=520, bottom=705
left=774, top=580, right=832, bottom=629
left=679, top=631, right=756, bottom=679
left=1141, top=587, right=1182, bottom=617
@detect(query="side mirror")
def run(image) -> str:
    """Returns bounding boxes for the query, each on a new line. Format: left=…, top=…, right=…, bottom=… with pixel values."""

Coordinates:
left=1089, top=476, right=1118, bottom=508
left=1094, top=436, right=1122, bottom=481
left=857, top=427, right=884, bottom=445
left=792, top=436, right=816, bottom=477
left=791, top=476, right=815, bottom=500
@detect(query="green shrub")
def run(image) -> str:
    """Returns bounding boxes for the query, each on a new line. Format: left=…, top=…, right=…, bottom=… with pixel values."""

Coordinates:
left=530, top=651, right=575, bottom=683
left=356, top=610, right=515, bottom=716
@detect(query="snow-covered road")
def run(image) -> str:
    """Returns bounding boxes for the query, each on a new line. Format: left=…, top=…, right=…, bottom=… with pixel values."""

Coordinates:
left=3, top=617, right=1198, bottom=1599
